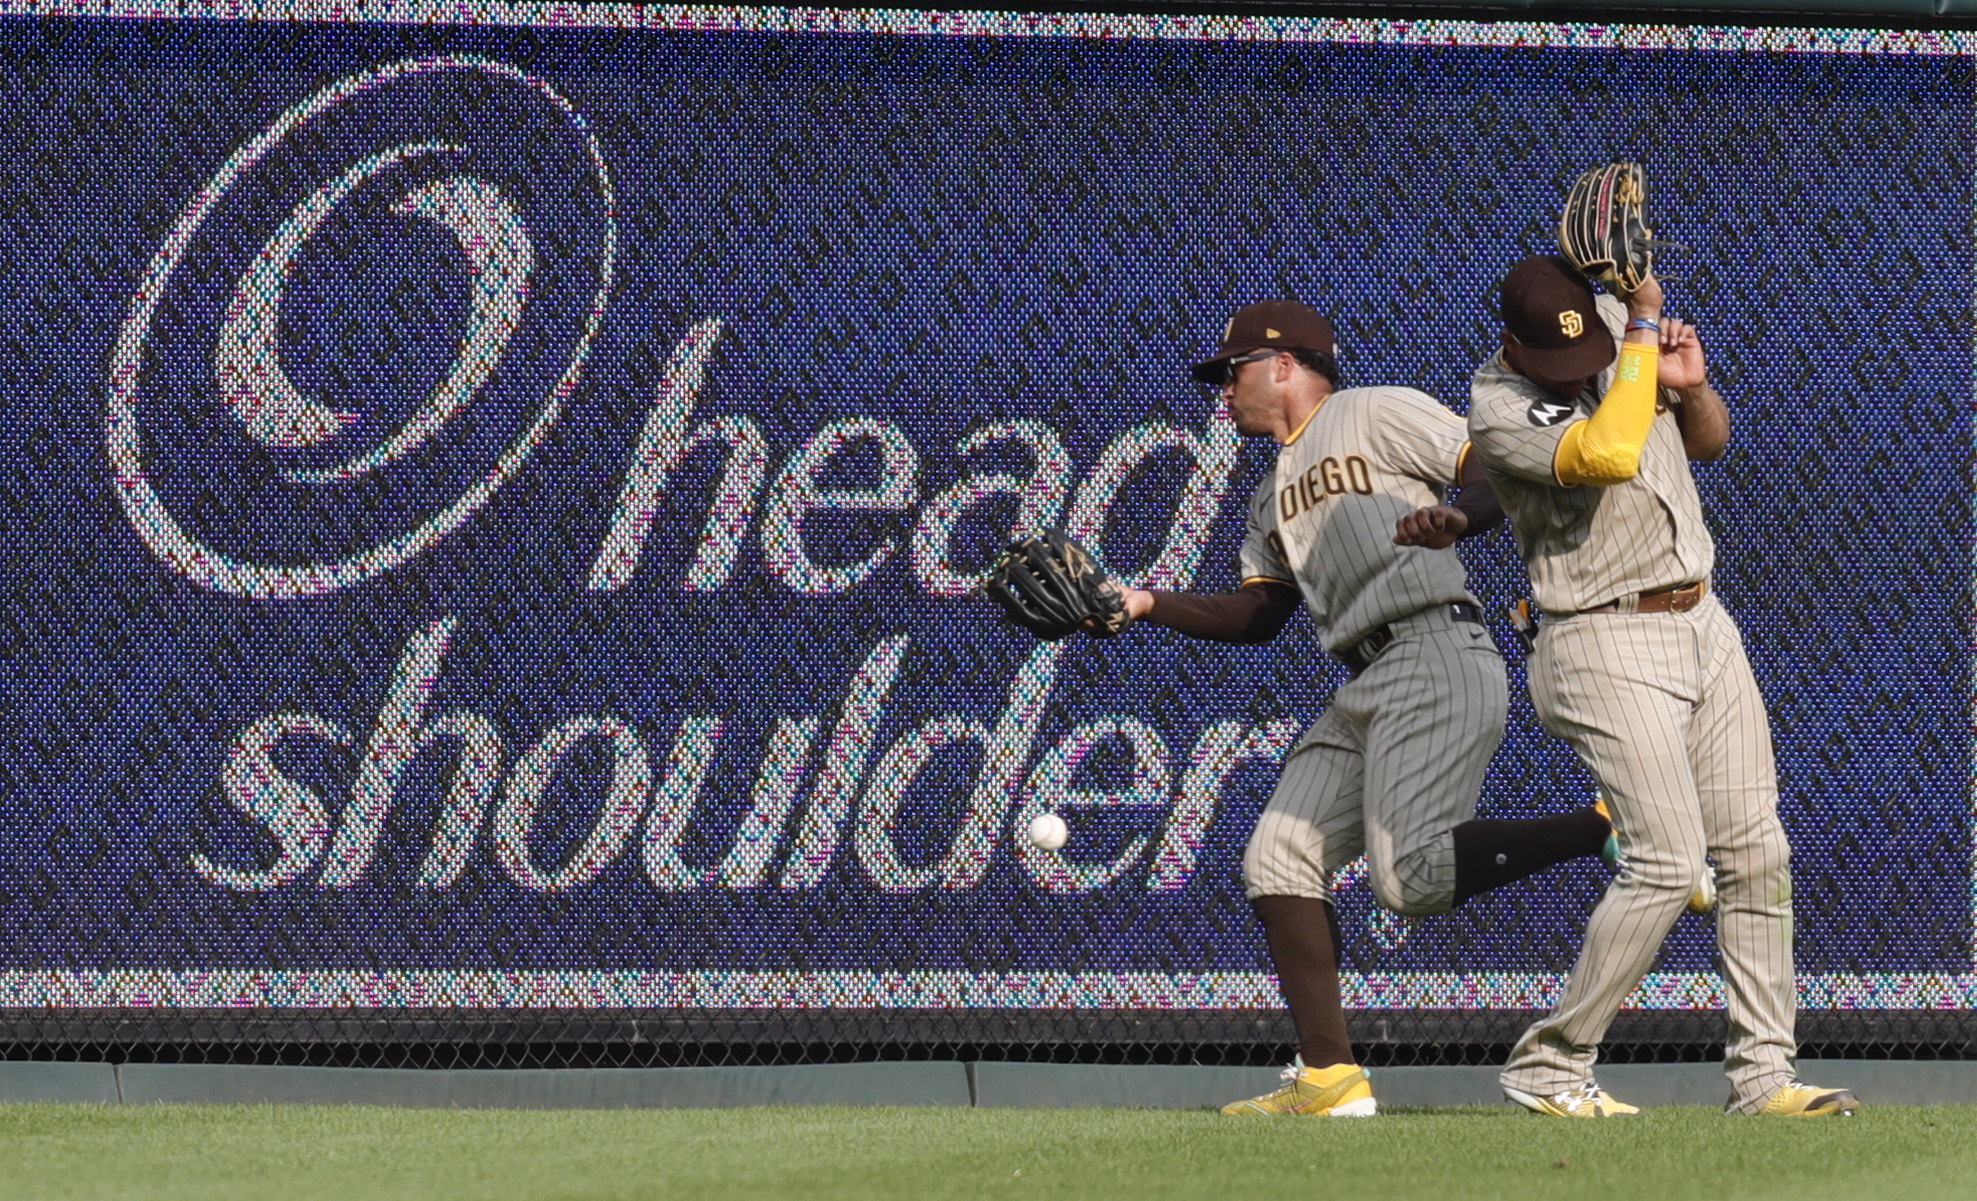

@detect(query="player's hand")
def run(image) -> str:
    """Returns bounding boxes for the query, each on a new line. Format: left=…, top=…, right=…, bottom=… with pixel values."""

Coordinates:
left=1394, top=505, right=1469, bottom=549
left=1620, top=272, right=1664, bottom=320
left=1079, top=585, right=1150, bottom=634
left=1657, top=317, right=1708, bottom=391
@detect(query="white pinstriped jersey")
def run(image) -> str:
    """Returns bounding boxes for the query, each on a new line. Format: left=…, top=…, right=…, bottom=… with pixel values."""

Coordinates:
left=1467, top=295, right=1715, bottom=613
left=1467, top=297, right=1797, bottom=1107
left=1238, top=386, right=1479, bottom=653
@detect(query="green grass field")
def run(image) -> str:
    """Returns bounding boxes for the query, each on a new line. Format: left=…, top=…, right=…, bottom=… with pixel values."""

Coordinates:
left=6, top=1105, right=1977, bottom=1201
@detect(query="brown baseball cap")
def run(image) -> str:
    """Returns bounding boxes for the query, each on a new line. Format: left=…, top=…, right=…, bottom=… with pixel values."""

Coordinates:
left=1500, top=255, right=1615, bottom=381
left=1191, top=299, right=1336, bottom=384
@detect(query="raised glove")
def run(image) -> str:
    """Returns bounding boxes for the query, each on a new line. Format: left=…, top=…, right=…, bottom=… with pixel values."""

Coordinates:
left=1559, top=162, right=1655, bottom=293
left=983, top=532, right=1131, bottom=641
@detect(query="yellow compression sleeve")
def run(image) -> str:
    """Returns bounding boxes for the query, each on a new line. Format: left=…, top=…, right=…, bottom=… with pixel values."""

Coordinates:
left=1553, top=342, right=1659, bottom=486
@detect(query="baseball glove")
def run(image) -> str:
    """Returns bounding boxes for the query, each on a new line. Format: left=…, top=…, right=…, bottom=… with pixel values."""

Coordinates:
left=983, top=532, right=1131, bottom=641
left=1558, top=162, right=1655, bottom=293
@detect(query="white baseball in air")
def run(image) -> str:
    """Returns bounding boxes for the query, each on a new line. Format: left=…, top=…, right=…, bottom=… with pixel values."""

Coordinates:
left=1027, top=813, right=1069, bottom=851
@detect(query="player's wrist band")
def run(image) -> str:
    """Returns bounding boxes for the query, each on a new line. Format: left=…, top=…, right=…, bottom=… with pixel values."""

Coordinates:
left=1625, top=318, right=1662, bottom=333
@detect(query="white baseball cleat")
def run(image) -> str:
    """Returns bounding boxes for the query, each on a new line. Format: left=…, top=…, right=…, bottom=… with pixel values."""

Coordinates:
left=1504, top=1080, right=1641, bottom=1118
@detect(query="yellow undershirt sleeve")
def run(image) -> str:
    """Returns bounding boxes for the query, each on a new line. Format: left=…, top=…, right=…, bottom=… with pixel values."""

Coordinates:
left=1553, top=342, right=1659, bottom=486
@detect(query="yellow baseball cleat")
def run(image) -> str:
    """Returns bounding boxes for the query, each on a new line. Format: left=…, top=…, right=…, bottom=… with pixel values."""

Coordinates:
left=1754, top=1081, right=1861, bottom=1117
left=1221, top=1058, right=1376, bottom=1116
left=1504, top=1080, right=1641, bottom=1117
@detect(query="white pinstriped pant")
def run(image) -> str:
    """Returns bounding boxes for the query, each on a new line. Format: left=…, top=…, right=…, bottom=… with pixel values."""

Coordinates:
left=1243, top=613, right=1507, bottom=916
left=1502, top=591, right=1797, bottom=1113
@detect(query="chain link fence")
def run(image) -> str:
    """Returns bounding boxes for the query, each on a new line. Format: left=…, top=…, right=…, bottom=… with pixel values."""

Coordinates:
left=2, top=3, right=1973, bottom=1073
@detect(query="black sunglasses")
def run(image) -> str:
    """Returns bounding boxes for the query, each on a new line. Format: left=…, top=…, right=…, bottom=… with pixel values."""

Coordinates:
left=1203, top=348, right=1280, bottom=387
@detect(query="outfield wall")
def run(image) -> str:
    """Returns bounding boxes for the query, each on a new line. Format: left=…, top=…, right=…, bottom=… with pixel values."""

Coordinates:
left=0, top=2, right=1972, bottom=1059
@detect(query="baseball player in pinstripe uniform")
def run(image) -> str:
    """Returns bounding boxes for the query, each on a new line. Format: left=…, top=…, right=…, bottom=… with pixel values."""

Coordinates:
left=1113, top=300, right=1615, bottom=1116
left=1467, top=256, right=1857, bottom=1118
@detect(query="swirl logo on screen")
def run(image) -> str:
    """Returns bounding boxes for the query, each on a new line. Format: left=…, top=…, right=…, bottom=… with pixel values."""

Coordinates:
left=107, top=57, right=616, bottom=597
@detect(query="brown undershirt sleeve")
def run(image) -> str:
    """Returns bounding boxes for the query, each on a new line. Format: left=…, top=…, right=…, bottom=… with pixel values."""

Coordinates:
left=1143, top=581, right=1301, bottom=644
left=1450, top=476, right=1505, bottom=536
left=1451, top=447, right=1505, bottom=537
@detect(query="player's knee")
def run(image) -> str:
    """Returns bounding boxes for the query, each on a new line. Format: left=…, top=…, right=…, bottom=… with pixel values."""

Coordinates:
left=1239, top=825, right=1277, bottom=884
left=1242, top=824, right=1327, bottom=899
left=1368, top=850, right=1452, bottom=916
left=1242, top=877, right=1329, bottom=903
left=1242, top=866, right=1328, bottom=903
left=1713, top=820, right=1791, bottom=892
left=1621, top=842, right=1709, bottom=896
left=1376, top=885, right=1446, bottom=917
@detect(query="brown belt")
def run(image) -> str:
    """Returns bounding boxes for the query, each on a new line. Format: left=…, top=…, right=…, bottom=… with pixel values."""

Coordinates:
left=1573, top=580, right=1708, bottom=616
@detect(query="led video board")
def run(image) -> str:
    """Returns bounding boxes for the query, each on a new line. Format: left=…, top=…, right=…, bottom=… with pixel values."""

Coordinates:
left=0, top=4, right=1970, bottom=1014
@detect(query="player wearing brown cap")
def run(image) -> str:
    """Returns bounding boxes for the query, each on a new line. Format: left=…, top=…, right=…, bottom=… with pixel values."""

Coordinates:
left=1109, top=299, right=1617, bottom=1115
left=1466, top=255, right=1858, bottom=1118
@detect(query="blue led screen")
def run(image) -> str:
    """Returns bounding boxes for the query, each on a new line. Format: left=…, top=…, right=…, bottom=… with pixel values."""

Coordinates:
left=0, top=9, right=1969, bottom=1009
